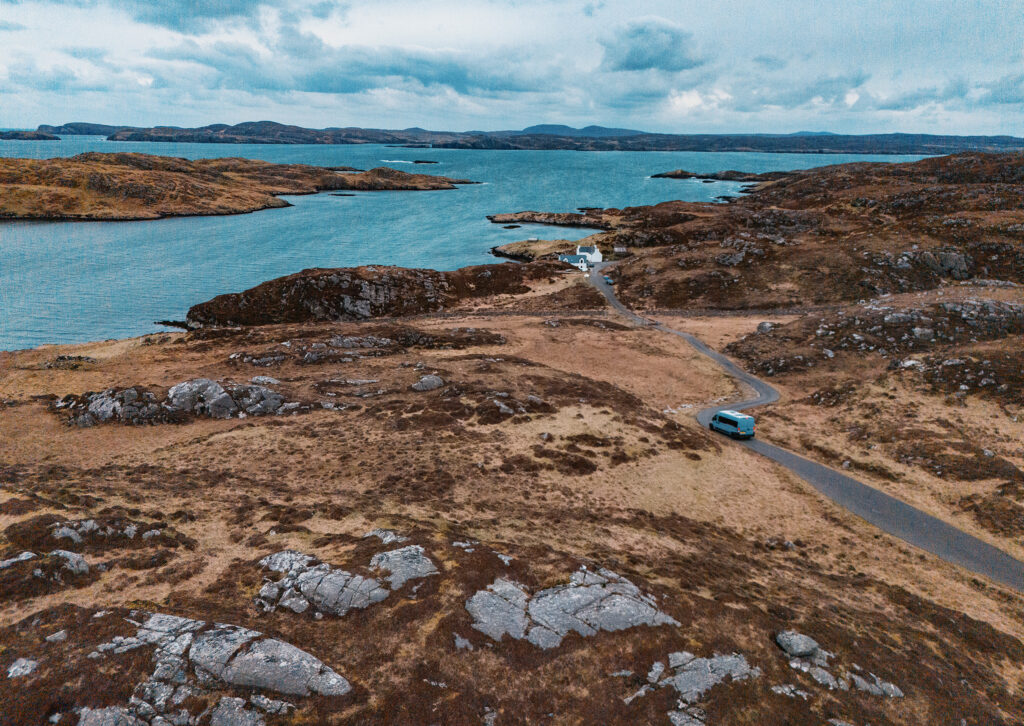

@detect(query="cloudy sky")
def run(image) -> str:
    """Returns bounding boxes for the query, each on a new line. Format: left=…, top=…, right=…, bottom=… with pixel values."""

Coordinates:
left=1, top=0, right=1023, bottom=133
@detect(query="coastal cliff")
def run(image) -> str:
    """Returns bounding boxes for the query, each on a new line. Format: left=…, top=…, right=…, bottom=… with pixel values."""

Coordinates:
left=0, top=152, right=474, bottom=221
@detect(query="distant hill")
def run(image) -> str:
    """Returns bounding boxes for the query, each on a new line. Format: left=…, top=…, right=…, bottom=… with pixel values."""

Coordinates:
left=37, top=120, right=1024, bottom=155
left=513, top=124, right=645, bottom=138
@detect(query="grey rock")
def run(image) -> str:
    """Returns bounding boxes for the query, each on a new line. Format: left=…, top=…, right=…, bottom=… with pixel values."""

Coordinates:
left=7, top=657, right=38, bottom=678
left=467, top=567, right=678, bottom=649
left=46, top=629, right=68, bottom=643
left=808, top=666, right=838, bottom=689
left=849, top=672, right=883, bottom=696
left=454, top=634, right=474, bottom=651
left=258, top=551, right=390, bottom=617
left=661, top=653, right=760, bottom=704
left=878, top=678, right=904, bottom=698
left=188, top=624, right=260, bottom=678
left=647, top=661, right=665, bottom=683
left=669, top=651, right=696, bottom=669
left=410, top=374, right=444, bottom=392
left=259, top=550, right=316, bottom=575
left=49, top=549, right=89, bottom=575
left=623, top=684, right=652, bottom=705
left=466, top=579, right=530, bottom=641
left=0, top=551, right=36, bottom=570
left=223, top=638, right=351, bottom=696
left=757, top=322, right=775, bottom=334
left=370, top=545, right=439, bottom=589
left=667, top=711, right=705, bottom=726
left=77, top=706, right=146, bottom=726
left=230, top=385, right=284, bottom=416
left=210, top=697, right=265, bottom=726
left=771, top=683, right=810, bottom=700
left=166, top=378, right=240, bottom=418
left=249, top=376, right=280, bottom=385
left=363, top=528, right=408, bottom=545
left=52, top=525, right=84, bottom=543
left=775, top=630, right=819, bottom=658
left=249, top=695, right=293, bottom=714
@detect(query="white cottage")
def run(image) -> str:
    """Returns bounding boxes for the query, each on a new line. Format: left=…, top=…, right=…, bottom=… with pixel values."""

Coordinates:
left=576, top=245, right=603, bottom=264
left=557, top=253, right=590, bottom=271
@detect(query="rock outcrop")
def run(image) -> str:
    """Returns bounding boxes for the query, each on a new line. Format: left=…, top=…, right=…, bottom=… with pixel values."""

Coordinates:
left=54, top=378, right=296, bottom=427
left=466, top=566, right=678, bottom=649
left=185, top=261, right=560, bottom=328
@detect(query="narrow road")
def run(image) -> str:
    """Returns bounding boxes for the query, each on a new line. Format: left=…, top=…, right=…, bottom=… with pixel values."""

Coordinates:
left=588, top=262, right=1024, bottom=593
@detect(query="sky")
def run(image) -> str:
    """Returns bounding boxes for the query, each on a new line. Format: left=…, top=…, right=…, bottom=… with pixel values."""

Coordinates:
left=1, top=0, right=1023, bottom=134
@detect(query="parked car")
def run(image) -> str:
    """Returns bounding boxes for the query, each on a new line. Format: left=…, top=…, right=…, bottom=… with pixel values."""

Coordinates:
left=603, top=275, right=614, bottom=284
left=709, top=410, right=755, bottom=439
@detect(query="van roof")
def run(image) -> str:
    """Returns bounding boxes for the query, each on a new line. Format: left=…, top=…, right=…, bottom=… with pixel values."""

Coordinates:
left=719, top=409, right=754, bottom=420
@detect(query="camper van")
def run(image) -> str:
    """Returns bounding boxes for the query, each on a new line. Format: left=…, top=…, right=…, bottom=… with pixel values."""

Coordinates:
left=709, top=410, right=755, bottom=439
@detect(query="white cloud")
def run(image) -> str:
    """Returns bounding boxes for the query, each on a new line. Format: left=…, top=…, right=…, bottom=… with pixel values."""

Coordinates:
left=1, top=0, right=1023, bottom=134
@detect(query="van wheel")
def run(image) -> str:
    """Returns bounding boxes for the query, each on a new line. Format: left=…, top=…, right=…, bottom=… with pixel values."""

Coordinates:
left=708, top=423, right=714, bottom=430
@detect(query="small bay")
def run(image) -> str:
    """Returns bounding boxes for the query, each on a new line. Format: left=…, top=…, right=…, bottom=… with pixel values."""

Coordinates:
left=0, top=136, right=924, bottom=350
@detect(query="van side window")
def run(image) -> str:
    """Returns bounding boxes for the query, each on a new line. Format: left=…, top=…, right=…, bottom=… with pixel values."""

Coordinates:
left=720, top=417, right=737, bottom=426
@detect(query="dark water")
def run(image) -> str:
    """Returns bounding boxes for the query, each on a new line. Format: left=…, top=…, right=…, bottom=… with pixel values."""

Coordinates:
left=0, top=136, right=925, bottom=350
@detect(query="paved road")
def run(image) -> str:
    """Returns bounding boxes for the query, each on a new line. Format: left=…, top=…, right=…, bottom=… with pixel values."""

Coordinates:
left=588, top=262, right=1024, bottom=593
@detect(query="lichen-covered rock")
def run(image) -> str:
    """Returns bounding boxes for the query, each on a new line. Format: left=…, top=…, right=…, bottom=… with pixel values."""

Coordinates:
left=775, top=630, right=820, bottom=658
left=256, top=550, right=391, bottom=617
left=49, top=549, right=89, bottom=575
left=466, top=567, right=678, bottom=649
left=167, top=379, right=238, bottom=419
left=7, top=657, right=38, bottom=678
left=369, top=545, right=439, bottom=589
left=410, top=375, right=444, bottom=392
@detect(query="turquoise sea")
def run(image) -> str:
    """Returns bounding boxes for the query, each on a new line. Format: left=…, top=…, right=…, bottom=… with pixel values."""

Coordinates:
left=0, top=136, right=925, bottom=350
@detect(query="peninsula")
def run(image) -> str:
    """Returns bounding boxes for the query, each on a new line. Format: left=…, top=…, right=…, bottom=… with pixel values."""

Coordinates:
left=0, top=152, right=474, bottom=220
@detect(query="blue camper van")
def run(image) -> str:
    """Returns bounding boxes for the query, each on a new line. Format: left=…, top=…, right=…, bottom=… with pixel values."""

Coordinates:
left=709, top=410, right=755, bottom=439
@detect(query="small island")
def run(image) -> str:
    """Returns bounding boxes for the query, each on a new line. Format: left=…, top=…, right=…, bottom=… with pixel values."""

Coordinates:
left=0, top=152, right=476, bottom=221
left=0, top=131, right=59, bottom=141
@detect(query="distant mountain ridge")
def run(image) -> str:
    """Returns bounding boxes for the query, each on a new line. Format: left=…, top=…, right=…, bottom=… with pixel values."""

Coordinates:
left=35, top=119, right=1024, bottom=154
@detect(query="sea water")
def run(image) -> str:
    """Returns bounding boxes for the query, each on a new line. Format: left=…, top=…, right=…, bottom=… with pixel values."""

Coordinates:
left=0, top=136, right=925, bottom=350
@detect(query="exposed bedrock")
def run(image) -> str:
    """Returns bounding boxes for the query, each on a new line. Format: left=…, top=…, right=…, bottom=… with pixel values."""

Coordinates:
left=185, top=261, right=561, bottom=328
